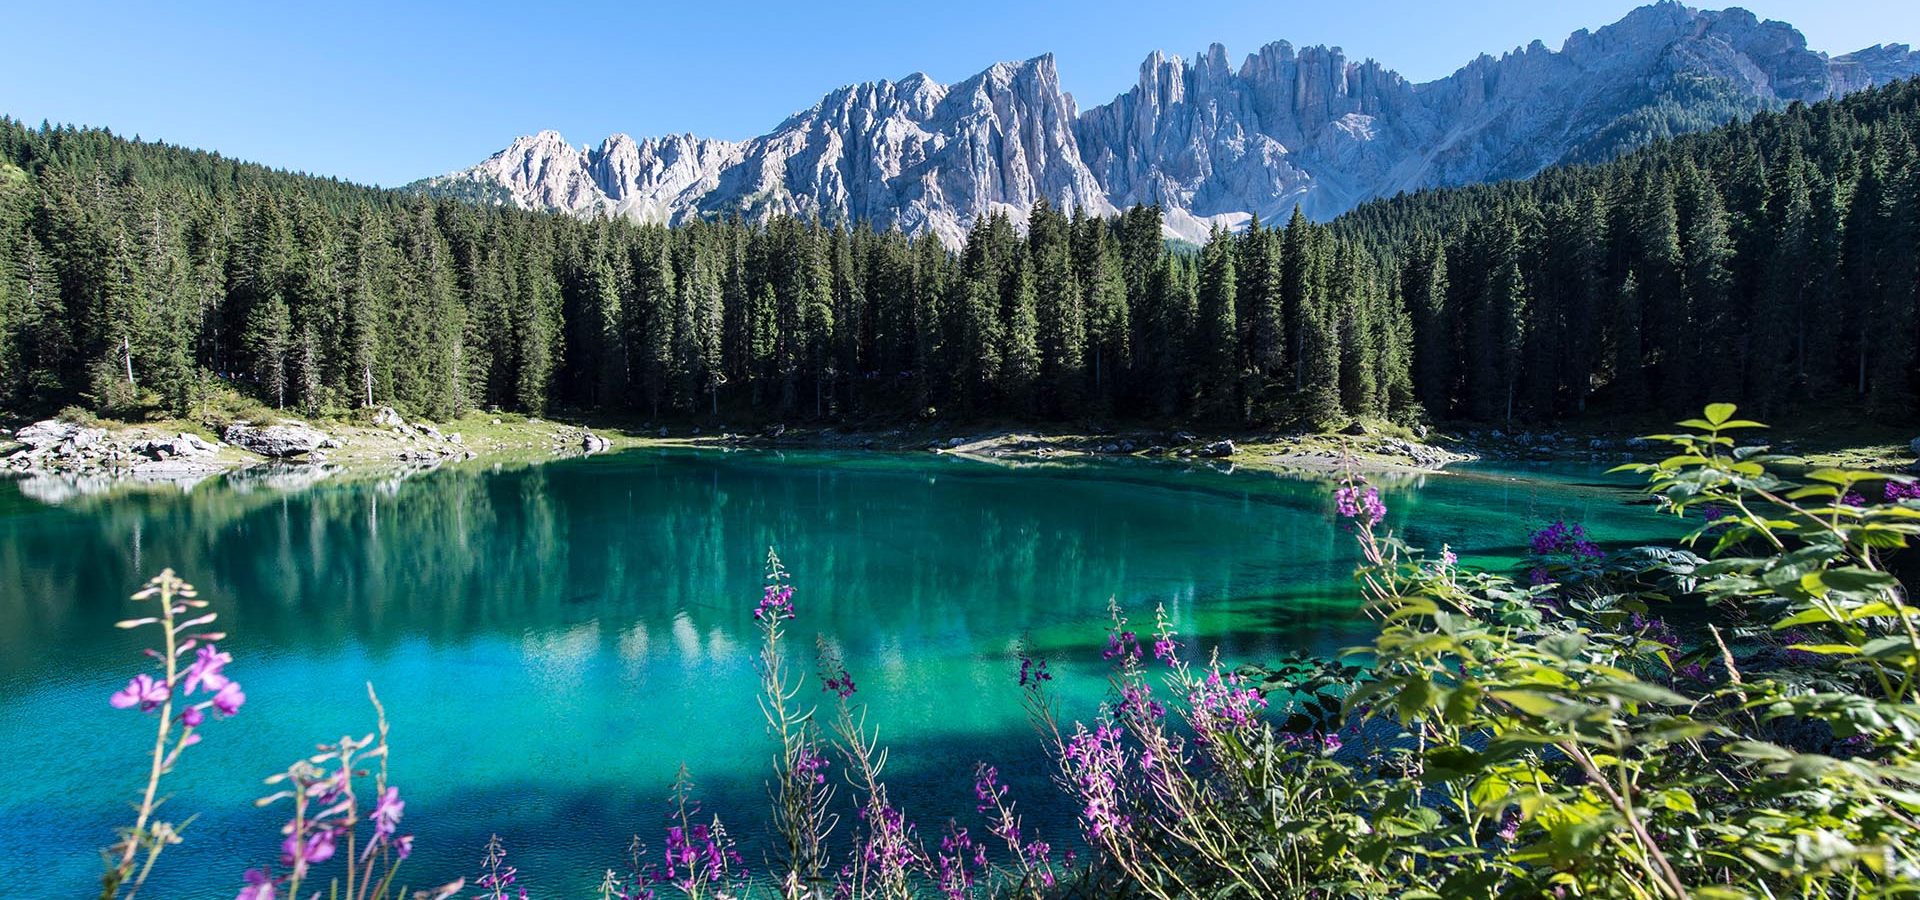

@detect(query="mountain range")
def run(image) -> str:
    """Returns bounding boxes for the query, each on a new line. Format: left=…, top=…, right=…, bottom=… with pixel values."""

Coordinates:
left=411, top=2, right=1920, bottom=244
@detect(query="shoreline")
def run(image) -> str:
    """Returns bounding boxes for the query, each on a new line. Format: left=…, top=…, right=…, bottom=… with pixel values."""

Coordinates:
left=5, top=409, right=1913, bottom=501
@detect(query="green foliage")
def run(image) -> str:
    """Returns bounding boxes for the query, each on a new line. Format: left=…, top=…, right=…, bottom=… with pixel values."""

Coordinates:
left=1297, top=405, right=1920, bottom=897
left=1039, top=404, right=1920, bottom=897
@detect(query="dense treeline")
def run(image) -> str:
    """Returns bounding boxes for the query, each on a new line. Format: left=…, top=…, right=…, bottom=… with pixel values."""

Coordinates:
left=1346, top=78, right=1920, bottom=421
left=3, top=78, right=1920, bottom=427
left=0, top=119, right=1409, bottom=426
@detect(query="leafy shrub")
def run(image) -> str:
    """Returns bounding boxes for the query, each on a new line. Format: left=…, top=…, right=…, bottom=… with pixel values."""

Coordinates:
left=184, top=374, right=274, bottom=430
left=56, top=404, right=100, bottom=427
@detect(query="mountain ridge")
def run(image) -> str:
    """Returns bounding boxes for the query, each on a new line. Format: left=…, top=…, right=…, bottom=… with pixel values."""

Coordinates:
left=413, top=2, right=1920, bottom=243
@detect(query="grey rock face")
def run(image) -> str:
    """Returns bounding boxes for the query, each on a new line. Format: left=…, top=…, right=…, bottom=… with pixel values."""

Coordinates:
left=1199, top=440, right=1236, bottom=458
left=417, top=4, right=1920, bottom=245
left=420, top=56, right=1109, bottom=247
left=15, top=419, right=107, bottom=453
left=223, top=423, right=331, bottom=458
left=131, top=433, right=219, bottom=459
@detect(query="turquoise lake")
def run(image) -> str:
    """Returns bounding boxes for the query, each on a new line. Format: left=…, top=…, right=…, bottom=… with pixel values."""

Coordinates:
left=0, top=449, right=1681, bottom=897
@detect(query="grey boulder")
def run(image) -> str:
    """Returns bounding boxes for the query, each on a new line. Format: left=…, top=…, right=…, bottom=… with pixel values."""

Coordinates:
left=224, top=423, right=332, bottom=458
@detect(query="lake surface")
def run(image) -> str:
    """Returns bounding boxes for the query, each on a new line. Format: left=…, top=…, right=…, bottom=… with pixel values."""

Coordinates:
left=0, top=449, right=1679, bottom=897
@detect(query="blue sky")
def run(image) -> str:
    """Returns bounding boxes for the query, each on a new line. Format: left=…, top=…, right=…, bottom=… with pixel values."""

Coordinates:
left=4, top=1, right=1916, bottom=187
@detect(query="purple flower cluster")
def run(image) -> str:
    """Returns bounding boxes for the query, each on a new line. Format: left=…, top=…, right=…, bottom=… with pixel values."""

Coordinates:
left=856, top=802, right=918, bottom=882
left=973, top=765, right=1005, bottom=814
left=1778, top=629, right=1823, bottom=667
left=110, top=673, right=170, bottom=712
left=475, top=834, right=525, bottom=900
left=1063, top=723, right=1130, bottom=841
left=934, top=825, right=987, bottom=900
left=792, top=748, right=830, bottom=786
left=823, top=666, right=858, bottom=699
left=1335, top=485, right=1388, bottom=527
left=1017, top=654, right=1052, bottom=688
left=1152, top=635, right=1179, bottom=664
left=112, top=643, right=246, bottom=724
left=974, top=765, right=1053, bottom=888
left=754, top=583, right=796, bottom=622
left=1886, top=480, right=1920, bottom=502
left=240, top=767, right=414, bottom=898
left=1496, top=811, right=1522, bottom=843
left=1700, top=504, right=1735, bottom=533
left=1279, top=724, right=1345, bottom=755
left=1629, top=613, right=1681, bottom=648
left=1186, top=670, right=1268, bottom=746
left=1528, top=520, right=1603, bottom=560
left=1103, top=629, right=1142, bottom=665
left=1116, top=682, right=1166, bottom=726
left=662, top=822, right=744, bottom=893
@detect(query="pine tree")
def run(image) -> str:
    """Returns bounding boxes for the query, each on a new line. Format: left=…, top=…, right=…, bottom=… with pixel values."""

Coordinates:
left=1405, top=239, right=1452, bottom=416
left=1196, top=227, right=1239, bottom=421
left=1002, top=257, right=1041, bottom=416
left=1083, top=225, right=1130, bottom=406
left=1029, top=200, right=1083, bottom=414
left=246, top=289, right=291, bottom=409
left=1240, top=225, right=1286, bottom=419
left=512, top=241, right=560, bottom=414
left=1334, top=248, right=1380, bottom=420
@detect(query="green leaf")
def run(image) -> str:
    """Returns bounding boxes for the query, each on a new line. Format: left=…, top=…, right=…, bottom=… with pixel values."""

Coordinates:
left=1773, top=607, right=1837, bottom=628
left=1587, top=681, right=1691, bottom=706
left=1787, top=644, right=1859, bottom=656
left=1703, top=403, right=1737, bottom=426
left=1656, top=789, right=1699, bottom=815
left=1491, top=690, right=1564, bottom=717
left=1538, top=633, right=1588, bottom=661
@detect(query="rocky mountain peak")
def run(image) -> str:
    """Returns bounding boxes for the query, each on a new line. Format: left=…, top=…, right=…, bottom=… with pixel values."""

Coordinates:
left=415, top=3, right=1920, bottom=244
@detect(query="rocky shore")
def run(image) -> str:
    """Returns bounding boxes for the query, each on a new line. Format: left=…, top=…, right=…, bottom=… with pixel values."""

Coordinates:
left=40, top=406, right=1898, bottom=502
left=694, top=422, right=1477, bottom=473
left=0, top=407, right=629, bottom=494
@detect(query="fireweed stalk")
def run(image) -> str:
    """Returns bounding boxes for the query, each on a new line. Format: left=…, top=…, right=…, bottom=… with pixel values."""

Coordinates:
left=754, top=548, right=837, bottom=896
left=245, top=684, right=447, bottom=900
left=658, top=764, right=749, bottom=898
left=102, top=569, right=245, bottom=900
left=816, top=642, right=925, bottom=899
left=1115, top=604, right=1283, bottom=898
left=968, top=764, right=1057, bottom=898
left=1022, top=627, right=1175, bottom=896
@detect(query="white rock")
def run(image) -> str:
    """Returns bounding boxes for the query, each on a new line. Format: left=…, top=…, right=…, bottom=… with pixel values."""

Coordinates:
left=224, top=423, right=332, bottom=458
